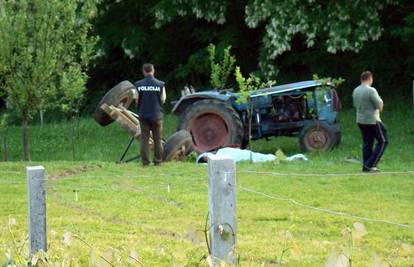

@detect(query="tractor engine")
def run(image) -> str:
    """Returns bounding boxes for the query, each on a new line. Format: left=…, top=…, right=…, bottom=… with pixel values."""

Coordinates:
left=271, top=95, right=306, bottom=122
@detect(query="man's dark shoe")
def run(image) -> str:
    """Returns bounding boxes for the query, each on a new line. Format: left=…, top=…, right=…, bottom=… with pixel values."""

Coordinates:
left=154, top=162, right=162, bottom=166
left=362, top=166, right=371, bottom=172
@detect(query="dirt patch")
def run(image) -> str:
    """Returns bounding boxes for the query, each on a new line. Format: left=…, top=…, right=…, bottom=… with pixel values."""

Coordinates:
left=49, top=164, right=102, bottom=180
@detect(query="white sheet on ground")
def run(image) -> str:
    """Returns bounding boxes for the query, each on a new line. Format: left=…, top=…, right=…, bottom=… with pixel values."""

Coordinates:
left=196, top=147, right=308, bottom=163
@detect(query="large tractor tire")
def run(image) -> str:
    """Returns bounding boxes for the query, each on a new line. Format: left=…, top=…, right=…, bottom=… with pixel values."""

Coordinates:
left=94, top=81, right=136, bottom=126
left=299, top=121, right=338, bottom=152
left=163, top=130, right=194, bottom=162
left=177, top=99, right=243, bottom=153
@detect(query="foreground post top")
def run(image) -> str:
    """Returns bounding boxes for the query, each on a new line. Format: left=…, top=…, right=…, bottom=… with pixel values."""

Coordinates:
left=207, top=154, right=234, bottom=161
left=27, top=166, right=45, bottom=172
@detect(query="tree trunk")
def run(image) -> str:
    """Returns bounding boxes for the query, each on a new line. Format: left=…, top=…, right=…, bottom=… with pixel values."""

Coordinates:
left=40, top=110, right=44, bottom=126
left=2, top=132, right=8, bottom=161
left=22, top=115, right=30, bottom=161
left=71, top=115, right=76, bottom=160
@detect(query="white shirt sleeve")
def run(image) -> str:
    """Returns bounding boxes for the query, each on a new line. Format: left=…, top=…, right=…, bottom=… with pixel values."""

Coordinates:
left=161, top=87, right=166, bottom=104
left=133, top=88, right=138, bottom=100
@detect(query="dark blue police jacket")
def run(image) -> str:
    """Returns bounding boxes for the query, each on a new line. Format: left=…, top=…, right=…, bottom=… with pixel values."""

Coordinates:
left=135, top=76, right=165, bottom=121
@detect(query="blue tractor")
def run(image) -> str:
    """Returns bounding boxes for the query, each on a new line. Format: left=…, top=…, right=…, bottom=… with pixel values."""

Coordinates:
left=172, top=80, right=341, bottom=153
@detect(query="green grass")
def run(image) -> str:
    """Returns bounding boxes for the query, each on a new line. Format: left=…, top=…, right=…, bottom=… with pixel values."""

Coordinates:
left=1, top=107, right=414, bottom=266
left=1, top=114, right=178, bottom=162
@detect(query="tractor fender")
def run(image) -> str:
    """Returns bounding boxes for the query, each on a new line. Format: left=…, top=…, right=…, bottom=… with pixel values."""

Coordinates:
left=172, top=92, right=234, bottom=115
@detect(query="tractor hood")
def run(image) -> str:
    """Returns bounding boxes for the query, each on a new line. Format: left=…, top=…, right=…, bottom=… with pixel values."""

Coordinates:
left=251, top=80, right=323, bottom=98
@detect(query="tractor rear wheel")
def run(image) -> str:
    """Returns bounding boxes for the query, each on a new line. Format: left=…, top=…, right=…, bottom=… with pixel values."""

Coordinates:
left=299, top=121, right=338, bottom=152
left=94, top=81, right=136, bottom=126
left=177, top=99, right=243, bottom=153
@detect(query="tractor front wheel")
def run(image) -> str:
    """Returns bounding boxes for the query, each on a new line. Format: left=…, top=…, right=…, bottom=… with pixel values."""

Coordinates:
left=299, top=121, right=338, bottom=152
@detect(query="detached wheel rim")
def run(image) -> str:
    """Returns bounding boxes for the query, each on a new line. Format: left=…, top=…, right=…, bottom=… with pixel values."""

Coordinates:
left=306, top=128, right=329, bottom=150
left=188, top=113, right=229, bottom=152
left=170, top=145, right=188, bottom=161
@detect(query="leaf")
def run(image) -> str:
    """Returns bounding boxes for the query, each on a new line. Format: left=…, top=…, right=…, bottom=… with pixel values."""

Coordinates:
left=63, top=231, right=72, bottom=246
left=279, top=230, right=293, bottom=241
left=158, top=245, right=166, bottom=256
left=290, top=244, right=302, bottom=259
left=206, top=255, right=213, bottom=267
left=325, top=251, right=349, bottom=267
left=36, top=250, right=48, bottom=263
left=352, top=222, right=368, bottom=240
left=102, top=248, right=114, bottom=264
left=8, top=216, right=16, bottom=226
left=6, top=248, right=12, bottom=261
left=400, top=242, right=412, bottom=257
left=30, top=250, right=47, bottom=266
left=89, top=249, right=110, bottom=267
left=372, top=254, right=389, bottom=267
left=128, top=250, right=142, bottom=265
left=30, top=253, right=39, bottom=265
left=275, top=149, right=288, bottom=162
left=49, top=229, right=57, bottom=238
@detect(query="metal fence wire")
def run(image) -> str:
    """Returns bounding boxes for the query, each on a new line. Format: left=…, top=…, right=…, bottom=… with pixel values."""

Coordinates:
left=2, top=168, right=414, bottom=231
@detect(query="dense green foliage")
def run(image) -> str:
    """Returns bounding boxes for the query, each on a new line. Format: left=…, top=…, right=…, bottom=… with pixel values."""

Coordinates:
left=87, top=0, right=414, bottom=112
left=0, top=0, right=412, bottom=116
left=245, top=0, right=400, bottom=77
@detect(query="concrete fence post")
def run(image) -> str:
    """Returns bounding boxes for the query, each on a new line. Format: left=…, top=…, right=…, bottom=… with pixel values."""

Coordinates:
left=207, top=155, right=237, bottom=266
left=27, top=166, right=47, bottom=255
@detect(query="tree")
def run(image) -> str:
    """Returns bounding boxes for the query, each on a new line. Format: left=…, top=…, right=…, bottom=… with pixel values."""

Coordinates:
left=245, top=0, right=401, bottom=78
left=153, top=0, right=228, bottom=28
left=91, top=0, right=413, bottom=106
left=207, top=44, right=236, bottom=89
left=0, top=0, right=98, bottom=160
left=235, top=67, right=274, bottom=154
left=0, top=112, right=10, bottom=161
left=152, top=0, right=401, bottom=78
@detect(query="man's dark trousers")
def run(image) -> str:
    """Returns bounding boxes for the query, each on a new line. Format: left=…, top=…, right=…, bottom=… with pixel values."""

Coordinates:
left=358, top=122, right=388, bottom=168
left=140, top=119, right=163, bottom=165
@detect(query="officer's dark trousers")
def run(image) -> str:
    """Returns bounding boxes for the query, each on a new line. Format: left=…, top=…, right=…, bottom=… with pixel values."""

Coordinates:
left=140, top=119, right=163, bottom=165
left=358, top=122, right=388, bottom=168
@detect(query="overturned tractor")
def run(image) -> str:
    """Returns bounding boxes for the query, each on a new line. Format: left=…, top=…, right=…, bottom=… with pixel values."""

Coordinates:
left=95, top=79, right=342, bottom=162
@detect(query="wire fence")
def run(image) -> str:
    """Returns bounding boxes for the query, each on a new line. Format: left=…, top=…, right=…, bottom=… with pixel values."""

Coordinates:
left=237, top=169, right=414, bottom=230
left=240, top=169, right=414, bottom=177
left=239, top=186, right=414, bottom=230
left=2, top=166, right=414, bottom=267
left=0, top=175, right=208, bottom=191
left=2, top=168, right=414, bottom=231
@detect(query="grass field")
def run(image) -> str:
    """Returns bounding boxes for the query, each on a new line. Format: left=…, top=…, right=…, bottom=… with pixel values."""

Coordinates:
left=1, top=106, right=414, bottom=266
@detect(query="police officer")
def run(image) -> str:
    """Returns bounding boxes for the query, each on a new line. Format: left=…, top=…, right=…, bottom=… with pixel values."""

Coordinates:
left=135, top=63, right=166, bottom=166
